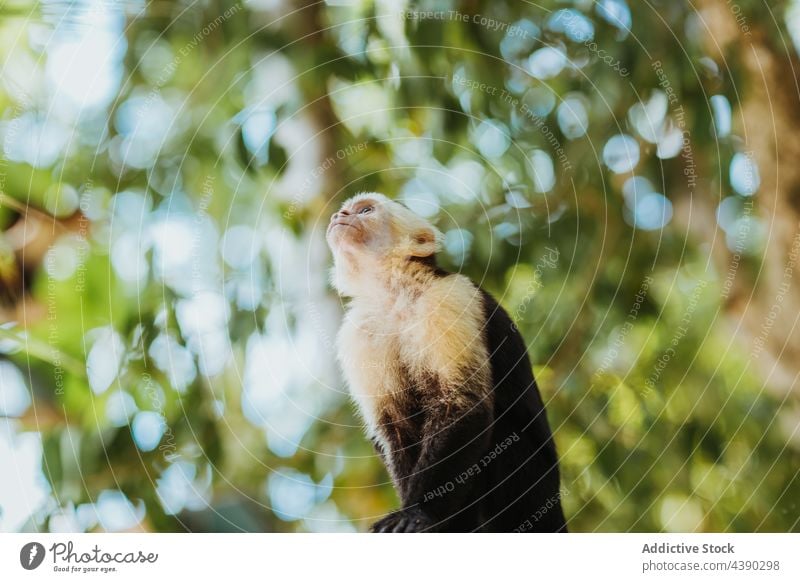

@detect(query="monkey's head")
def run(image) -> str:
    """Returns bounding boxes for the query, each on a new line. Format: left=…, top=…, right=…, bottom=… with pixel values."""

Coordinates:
left=326, top=192, right=442, bottom=296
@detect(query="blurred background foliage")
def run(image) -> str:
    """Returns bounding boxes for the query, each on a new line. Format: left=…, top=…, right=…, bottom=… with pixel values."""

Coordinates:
left=1, top=0, right=799, bottom=533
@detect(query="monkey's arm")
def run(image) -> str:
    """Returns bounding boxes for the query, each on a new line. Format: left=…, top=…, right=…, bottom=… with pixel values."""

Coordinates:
left=372, top=387, right=494, bottom=532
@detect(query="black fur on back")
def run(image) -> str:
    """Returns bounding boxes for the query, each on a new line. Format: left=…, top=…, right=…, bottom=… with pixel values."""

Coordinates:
left=475, top=289, right=567, bottom=532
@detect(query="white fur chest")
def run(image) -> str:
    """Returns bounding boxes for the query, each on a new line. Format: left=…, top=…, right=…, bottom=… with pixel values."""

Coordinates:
left=335, top=274, right=487, bottom=437
left=335, top=298, right=419, bottom=437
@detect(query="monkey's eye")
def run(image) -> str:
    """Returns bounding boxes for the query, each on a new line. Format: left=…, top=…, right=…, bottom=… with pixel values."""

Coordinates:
left=358, top=206, right=373, bottom=215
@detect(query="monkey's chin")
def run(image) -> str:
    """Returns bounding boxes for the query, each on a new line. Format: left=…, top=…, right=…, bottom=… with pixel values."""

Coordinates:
left=325, top=229, right=345, bottom=251
left=326, top=229, right=362, bottom=254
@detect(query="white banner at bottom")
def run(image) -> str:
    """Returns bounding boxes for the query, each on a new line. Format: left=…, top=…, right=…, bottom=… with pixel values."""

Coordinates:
left=1, top=533, right=797, bottom=581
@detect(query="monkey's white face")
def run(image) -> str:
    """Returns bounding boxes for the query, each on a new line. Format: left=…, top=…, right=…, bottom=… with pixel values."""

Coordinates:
left=326, top=193, right=442, bottom=297
left=325, top=194, right=393, bottom=257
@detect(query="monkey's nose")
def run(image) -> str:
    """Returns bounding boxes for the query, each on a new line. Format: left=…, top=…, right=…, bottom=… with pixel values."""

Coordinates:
left=334, top=208, right=351, bottom=219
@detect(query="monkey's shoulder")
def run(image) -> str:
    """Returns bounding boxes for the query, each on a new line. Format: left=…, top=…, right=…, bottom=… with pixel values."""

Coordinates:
left=403, top=274, right=491, bottom=381
left=338, top=273, right=489, bottom=375
left=341, top=272, right=481, bottom=324
left=413, top=273, right=486, bottom=330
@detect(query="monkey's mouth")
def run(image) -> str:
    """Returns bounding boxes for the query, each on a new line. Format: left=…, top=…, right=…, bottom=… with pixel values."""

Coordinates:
left=327, top=219, right=358, bottom=232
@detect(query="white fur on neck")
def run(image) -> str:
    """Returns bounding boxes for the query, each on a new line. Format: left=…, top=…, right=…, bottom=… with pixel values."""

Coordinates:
left=330, top=250, right=383, bottom=298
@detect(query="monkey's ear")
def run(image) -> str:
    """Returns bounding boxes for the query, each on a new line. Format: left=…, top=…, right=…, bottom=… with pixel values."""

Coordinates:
left=408, top=227, right=440, bottom=258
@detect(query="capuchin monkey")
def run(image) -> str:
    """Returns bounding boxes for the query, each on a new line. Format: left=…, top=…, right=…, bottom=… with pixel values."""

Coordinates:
left=326, top=192, right=567, bottom=533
